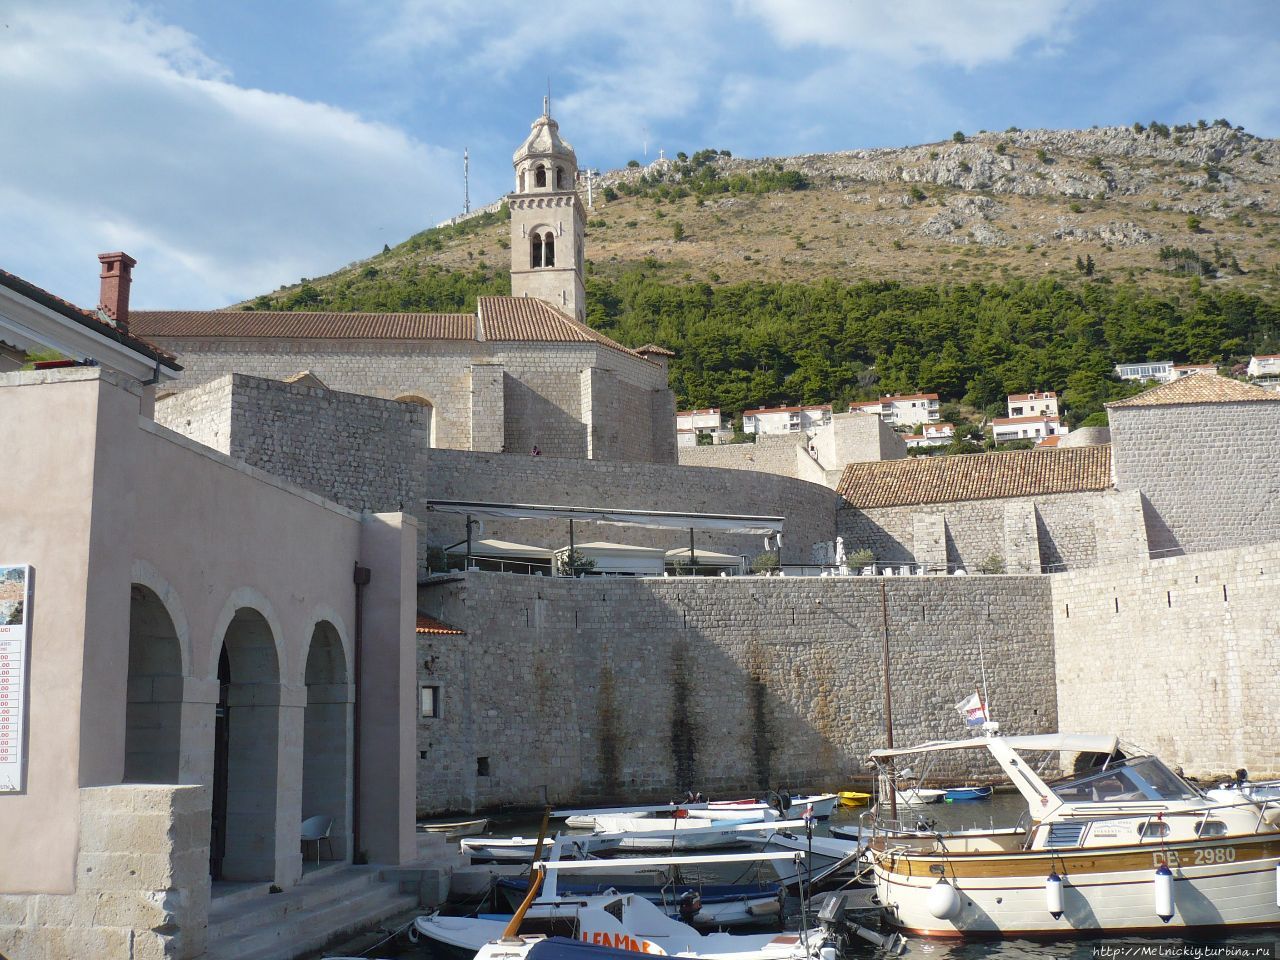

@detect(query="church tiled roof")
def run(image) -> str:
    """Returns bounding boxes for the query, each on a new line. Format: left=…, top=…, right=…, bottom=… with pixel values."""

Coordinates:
left=837, top=445, right=1113, bottom=508
left=1107, top=372, right=1280, bottom=408
left=129, top=310, right=475, bottom=340
left=475, top=297, right=647, bottom=360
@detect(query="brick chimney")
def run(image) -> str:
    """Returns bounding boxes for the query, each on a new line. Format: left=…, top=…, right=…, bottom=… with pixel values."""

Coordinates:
left=97, top=252, right=137, bottom=330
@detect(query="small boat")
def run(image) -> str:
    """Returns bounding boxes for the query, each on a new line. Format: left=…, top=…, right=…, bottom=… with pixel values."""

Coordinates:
left=418, top=817, right=489, bottom=840
left=710, top=794, right=840, bottom=820
left=892, top=786, right=945, bottom=805
left=838, top=791, right=870, bottom=808
left=741, top=829, right=861, bottom=888
left=865, top=732, right=1280, bottom=938
left=943, top=786, right=992, bottom=802
left=495, top=877, right=784, bottom=928
left=461, top=834, right=622, bottom=863
left=591, top=815, right=765, bottom=851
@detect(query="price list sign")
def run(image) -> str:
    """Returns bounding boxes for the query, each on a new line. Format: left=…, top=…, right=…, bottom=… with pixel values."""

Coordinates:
left=0, top=565, right=30, bottom=793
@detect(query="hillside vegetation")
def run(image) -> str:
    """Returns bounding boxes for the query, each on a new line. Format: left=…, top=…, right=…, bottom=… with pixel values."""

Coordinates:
left=246, top=122, right=1280, bottom=424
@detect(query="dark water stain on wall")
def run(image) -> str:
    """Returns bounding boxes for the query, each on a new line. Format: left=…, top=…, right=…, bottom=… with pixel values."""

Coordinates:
left=597, top=665, right=621, bottom=795
left=747, top=642, right=773, bottom=790
left=669, top=646, right=698, bottom=791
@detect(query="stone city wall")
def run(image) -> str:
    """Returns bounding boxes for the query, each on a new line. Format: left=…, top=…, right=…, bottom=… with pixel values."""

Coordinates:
left=154, top=376, right=234, bottom=455
left=415, top=572, right=1057, bottom=813
left=1051, top=541, right=1280, bottom=779
left=837, top=491, right=1132, bottom=573
left=189, top=374, right=841, bottom=566
left=1110, top=401, right=1280, bottom=557
left=148, top=338, right=675, bottom=463
left=0, top=784, right=209, bottom=960
left=676, top=434, right=827, bottom=484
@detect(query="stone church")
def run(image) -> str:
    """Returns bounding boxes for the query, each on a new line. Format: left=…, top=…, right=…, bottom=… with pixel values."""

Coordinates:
left=131, top=106, right=678, bottom=464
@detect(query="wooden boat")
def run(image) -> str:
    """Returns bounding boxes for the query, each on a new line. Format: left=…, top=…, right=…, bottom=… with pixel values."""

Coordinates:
left=838, top=791, right=870, bottom=808
left=865, top=732, right=1280, bottom=938
left=495, top=877, right=784, bottom=928
left=417, top=817, right=489, bottom=840
left=944, top=786, right=993, bottom=802
left=416, top=850, right=822, bottom=960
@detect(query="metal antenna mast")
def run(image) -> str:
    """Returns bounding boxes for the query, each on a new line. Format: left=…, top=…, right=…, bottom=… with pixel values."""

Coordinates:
left=463, top=148, right=470, bottom=215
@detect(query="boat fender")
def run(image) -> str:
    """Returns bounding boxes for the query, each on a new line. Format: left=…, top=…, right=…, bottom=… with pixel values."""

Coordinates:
left=746, top=898, right=782, bottom=917
left=407, top=924, right=420, bottom=944
left=678, top=890, right=701, bottom=922
left=820, top=944, right=838, bottom=960
left=1154, top=864, right=1175, bottom=922
left=926, top=877, right=962, bottom=921
left=1045, top=871, right=1064, bottom=919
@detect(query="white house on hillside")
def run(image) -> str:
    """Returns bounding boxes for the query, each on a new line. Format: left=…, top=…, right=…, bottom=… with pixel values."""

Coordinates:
left=1007, top=391, right=1058, bottom=418
left=1247, top=355, right=1280, bottom=378
left=992, top=415, right=1069, bottom=443
left=848, top=393, right=940, bottom=427
left=742, top=404, right=831, bottom=436
left=1115, top=361, right=1174, bottom=382
left=904, top=423, right=954, bottom=450
left=675, top=407, right=731, bottom=446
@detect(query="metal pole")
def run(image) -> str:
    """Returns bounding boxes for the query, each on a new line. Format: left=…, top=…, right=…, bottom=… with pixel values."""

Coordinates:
left=689, top=528, right=696, bottom=571
left=466, top=514, right=473, bottom=570
left=881, top=581, right=897, bottom=822
left=568, top=518, right=575, bottom=577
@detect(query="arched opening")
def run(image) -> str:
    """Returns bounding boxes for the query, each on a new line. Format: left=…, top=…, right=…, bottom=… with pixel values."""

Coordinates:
left=302, top=622, right=351, bottom=864
left=395, top=394, right=435, bottom=447
left=555, top=166, right=566, bottom=189
left=543, top=232, right=555, bottom=267
left=531, top=234, right=543, bottom=268
left=535, top=164, right=547, bottom=188
left=210, top=607, right=281, bottom=882
left=124, top=584, right=184, bottom=783
left=518, top=169, right=526, bottom=192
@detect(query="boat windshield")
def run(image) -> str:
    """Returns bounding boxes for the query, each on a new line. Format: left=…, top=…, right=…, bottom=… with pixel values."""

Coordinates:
left=1051, top=756, right=1198, bottom=803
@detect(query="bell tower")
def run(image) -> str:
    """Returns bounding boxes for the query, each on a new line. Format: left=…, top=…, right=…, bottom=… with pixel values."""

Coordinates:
left=509, top=99, right=586, bottom=321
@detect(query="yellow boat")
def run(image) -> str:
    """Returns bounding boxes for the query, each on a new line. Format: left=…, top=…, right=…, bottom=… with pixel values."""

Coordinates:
left=838, top=790, right=870, bottom=807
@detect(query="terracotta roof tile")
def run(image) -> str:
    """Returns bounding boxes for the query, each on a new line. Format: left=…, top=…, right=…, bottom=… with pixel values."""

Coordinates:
left=0, top=267, right=180, bottom=369
left=416, top=614, right=465, bottom=636
left=476, top=296, right=643, bottom=359
left=1107, top=372, right=1280, bottom=408
left=837, top=445, right=1112, bottom=508
left=130, top=310, right=475, bottom=340
left=636, top=343, right=675, bottom=356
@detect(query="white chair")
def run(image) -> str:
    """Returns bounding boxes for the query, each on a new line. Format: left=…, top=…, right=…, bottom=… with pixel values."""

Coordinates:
left=301, top=814, right=334, bottom=864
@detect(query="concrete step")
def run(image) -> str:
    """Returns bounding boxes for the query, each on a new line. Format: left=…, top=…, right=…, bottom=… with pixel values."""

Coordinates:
left=208, top=867, right=380, bottom=933
left=206, top=884, right=418, bottom=960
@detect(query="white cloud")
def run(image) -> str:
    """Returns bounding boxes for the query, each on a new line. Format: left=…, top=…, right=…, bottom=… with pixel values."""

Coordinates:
left=0, top=2, right=455, bottom=308
left=735, top=0, right=1086, bottom=68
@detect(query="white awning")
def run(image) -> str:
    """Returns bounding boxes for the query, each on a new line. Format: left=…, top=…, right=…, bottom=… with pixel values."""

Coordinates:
left=664, top=547, right=744, bottom=565
left=868, top=733, right=1119, bottom=761
left=557, top=541, right=667, bottom=559
left=466, top=538, right=553, bottom=560
left=424, top=499, right=783, bottom=535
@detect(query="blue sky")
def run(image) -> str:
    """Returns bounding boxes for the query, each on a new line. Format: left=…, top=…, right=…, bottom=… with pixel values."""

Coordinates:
left=4, top=0, right=1279, bottom=309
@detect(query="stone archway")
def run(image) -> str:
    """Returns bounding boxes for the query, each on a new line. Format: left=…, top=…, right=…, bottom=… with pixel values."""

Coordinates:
left=301, top=621, right=351, bottom=863
left=124, top=584, right=185, bottom=783
left=395, top=394, right=435, bottom=447
left=211, top=607, right=281, bottom=882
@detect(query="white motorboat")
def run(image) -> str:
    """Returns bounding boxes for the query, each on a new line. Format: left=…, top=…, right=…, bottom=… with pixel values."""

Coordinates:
left=416, top=851, right=821, bottom=960
left=891, top=786, right=945, bottom=805
left=1205, top=772, right=1280, bottom=806
left=741, top=829, right=861, bottom=887
left=709, top=794, right=840, bottom=820
left=461, top=834, right=622, bottom=863
left=592, top=815, right=767, bottom=850
left=865, top=732, right=1280, bottom=938
left=418, top=817, right=490, bottom=840
left=495, top=876, right=784, bottom=928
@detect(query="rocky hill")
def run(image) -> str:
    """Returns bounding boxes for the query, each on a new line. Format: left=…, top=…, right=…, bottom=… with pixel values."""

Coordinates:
left=253, top=121, right=1280, bottom=308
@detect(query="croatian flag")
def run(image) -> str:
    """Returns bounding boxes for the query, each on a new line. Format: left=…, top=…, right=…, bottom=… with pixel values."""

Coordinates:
left=956, top=692, right=987, bottom=727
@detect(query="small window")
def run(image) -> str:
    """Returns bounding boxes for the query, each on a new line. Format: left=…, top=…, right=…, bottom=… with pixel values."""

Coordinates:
left=1138, top=820, right=1170, bottom=839
left=420, top=684, right=441, bottom=718
left=477, top=756, right=491, bottom=777
left=535, top=165, right=547, bottom=188
left=543, top=232, right=555, bottom=267
left=531, top=234, right=543, bottom=268
left=1197, top=820, right=1227, bottom=838
left=555, top=166, right=566, bottom=189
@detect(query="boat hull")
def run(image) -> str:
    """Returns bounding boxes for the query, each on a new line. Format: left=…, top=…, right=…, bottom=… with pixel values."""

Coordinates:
left=873, top=835, right=1280, bottom=937
left=943, top=787, right=992, bottom=802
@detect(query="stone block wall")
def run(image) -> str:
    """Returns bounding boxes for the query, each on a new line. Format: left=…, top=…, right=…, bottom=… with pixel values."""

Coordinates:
left=677, top=434, right=812, bottom=478
left=148, top=337, right=677, bottom=464
left=812, top=412, right=907, bottom=466
left=838, top=491, right=1122, bottom=573
left=154, top=377, right=234, bottom=455
left=415, top=572, right=1057, bottom=813
left=0, top=784, right=209, bottom=960
left=1051, top=541, right=1280, bottom=779
left=1110, top=401, right=1280, bottom=556
left=184, top=374, right=841, bottom=567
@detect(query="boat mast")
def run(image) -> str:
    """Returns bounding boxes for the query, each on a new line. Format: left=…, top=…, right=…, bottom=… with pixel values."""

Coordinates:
left=881, top=582, right=897, bottom=820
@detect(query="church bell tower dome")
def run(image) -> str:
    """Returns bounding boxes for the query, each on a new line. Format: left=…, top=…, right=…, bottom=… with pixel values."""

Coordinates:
left=508, top=99, right=586, bottom=322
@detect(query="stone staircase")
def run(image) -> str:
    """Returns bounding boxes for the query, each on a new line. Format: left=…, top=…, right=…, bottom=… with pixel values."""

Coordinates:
left=204, top=864, right=418, bottom=960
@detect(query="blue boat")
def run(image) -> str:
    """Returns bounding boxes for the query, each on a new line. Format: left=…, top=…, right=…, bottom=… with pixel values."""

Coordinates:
left=944, top=786, right=992, bottom=801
